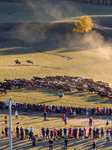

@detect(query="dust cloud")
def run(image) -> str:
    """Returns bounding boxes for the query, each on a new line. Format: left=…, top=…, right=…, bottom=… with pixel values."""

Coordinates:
left=14, top=0, right=112, bottom=59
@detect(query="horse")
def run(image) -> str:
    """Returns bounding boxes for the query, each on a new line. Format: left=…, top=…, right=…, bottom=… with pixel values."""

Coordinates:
left=15, top=60, right=21, bottom=65
left=26, top=60, right=33, bottom=64
left=0, top=89, right=7, bottom=95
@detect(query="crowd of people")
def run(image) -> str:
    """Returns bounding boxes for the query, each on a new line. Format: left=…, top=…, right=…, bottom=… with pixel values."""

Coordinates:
left=1, top=100, right=112, bottom=149
left=3, top=125, right=112, bottom=149
left=0, top=100, right=112, bottom=116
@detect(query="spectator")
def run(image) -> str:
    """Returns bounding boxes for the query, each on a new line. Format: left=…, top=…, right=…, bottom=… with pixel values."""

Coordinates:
left=63, top=127, right=67, bottom=138
left=74, top=127, right=77, bottom=139
left=53, top=128, right=57, bottom=140
left=5, top=126, right=8, bottom=137
left=101, top=127, right=104, bottom=138
left=79, top=128, right=81, bottom=138
left=92, top=141, right=96, bottom=150
left=57, top=129, right=60, bottom=139
left=25, top=127, right=29, bottom=139
left=64, top=117, right=67, bottom=124
left=41, top=127, right=45, bottom=140
left=44, top=110, right=47, bottom=120
left=81, top=129, right=84, bottom=139
left=93, top=128, right=96, bottom=138
left=89, top=117, right=92, bottom=126
left=48, top=138, right=53, bottom=150
left=62, top=113, right=65, bottom=121
left=59, top=128, right=62, bottom=139
left=96, top=128, right=99, bottom=138
left=50, top=130, right=53, bottom=139
left=15, top=111, right=18, bottom=119
left=84, top=128, right=86, bottom=137
left=16, top=126, right=19, bottom=138
left=29, top=127, right=33, bottom=140
left=46, top=128, right=49, bottom=139
left=107, top=130, right=110, bottom=143
left=68, top=128, right=72, bottom=138
left=32, top=135, right=36, bottom=146
left=4, top=116, right=7, bottom=124
left=110, top=129, right=112, bottom=140
left=89, top=127, right=92, bottom=138
left=20, top=127, right=24, bottom=140
left=64, top=137, right=68, bottom=150
left=73, top=110, right=76, bottom=118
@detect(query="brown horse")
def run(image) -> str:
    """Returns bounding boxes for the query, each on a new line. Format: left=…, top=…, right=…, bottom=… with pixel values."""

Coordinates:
left=0, top=89, right=7, bottom=95
left=15, top=60, right=21, bottom=65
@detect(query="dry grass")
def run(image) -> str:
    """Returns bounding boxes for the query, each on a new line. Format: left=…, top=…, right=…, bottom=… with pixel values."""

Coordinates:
left=0, top=110, right=112, bottom=150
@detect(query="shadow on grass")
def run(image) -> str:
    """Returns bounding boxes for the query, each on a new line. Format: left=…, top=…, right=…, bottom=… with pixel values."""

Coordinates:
left=86, top=94, right=112, bottom=105
left=1, top=135, right=112, bottom=150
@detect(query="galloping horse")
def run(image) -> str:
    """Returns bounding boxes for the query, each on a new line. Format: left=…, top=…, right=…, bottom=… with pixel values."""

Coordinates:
left=26, top=60, right=33, bottom=64
left=15, top=59, right=21, bottom=65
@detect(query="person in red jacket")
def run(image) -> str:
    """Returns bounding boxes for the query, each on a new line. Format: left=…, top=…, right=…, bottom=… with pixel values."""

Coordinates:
left=68, top=128, right=72, bottom=138
left=62, top=113, right=65, bottom=121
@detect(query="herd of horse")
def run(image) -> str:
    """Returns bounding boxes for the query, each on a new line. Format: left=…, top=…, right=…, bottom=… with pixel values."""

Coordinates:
left=0, top=75, right=112, bottom=100
left=15, top=59, right=33, bottom=65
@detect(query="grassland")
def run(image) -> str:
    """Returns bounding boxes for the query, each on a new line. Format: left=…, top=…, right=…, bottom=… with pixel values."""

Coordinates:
left=0, top=1, right=112, bottom=149
left=1, top=109, right=112, bottom=150
left=0, top=0, right=112, bottom=108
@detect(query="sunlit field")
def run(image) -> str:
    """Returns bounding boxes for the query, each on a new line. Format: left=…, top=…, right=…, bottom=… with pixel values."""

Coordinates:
left=0, top=0, right=112, bottom=149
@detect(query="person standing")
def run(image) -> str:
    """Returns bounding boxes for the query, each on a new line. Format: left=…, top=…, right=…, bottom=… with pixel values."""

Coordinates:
left=5, top=126, right=8, bottom=137
left=5, top=116, right=7, bottom=124
left=89, top=127, right=92, bottom=138
left=62, top=113, right=65, bottom=121
left=29, top=127, right=33, bottom=140
left=92, top=141, right=96, bottom=150
left=46, top=128, right=49, bottom=139
left=101, top=127, right=104, bottom=138
left=64, top=117, right=67, bottom=124
left=41, top=127, right=45, bottom=140
left=25, top=127, right=29, bottom=139
left=48, top=138, right=53, bottom=150
left=44, top=110, right=47, bottom=120
left=79, top=128, right=82, bottom=138
left=68, top=128, right=71, bottom=138
left=20, top=127, right=24, bottom=140
left=63, top=127, right=67, bottom=138
left=32, top=135, right=36, bottom=146
left=64, top=137, right=68, bottom=150
left=50, top=130, right=53, bottom=139
left=73, top=110, right=76, bottom=118
left=107, top=130, right=110, bottom=143
left=15, top=111, right=18, bottom=119
left=89, top=117, right=92, bottom=126
left=93, top=128, right=96, bottom=138
left=59, top=128, right=62, bottom=139
left=16, top=126, right=19, bottom=138
left=54, top=128, right=57, bottom=140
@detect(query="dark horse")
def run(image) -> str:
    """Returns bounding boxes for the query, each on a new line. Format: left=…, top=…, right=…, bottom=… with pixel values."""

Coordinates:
left=15, top=59, right=21, bottom=65
left=0, top=89, right=7, bottom=95
left=26, top=60, right=33, bottom=64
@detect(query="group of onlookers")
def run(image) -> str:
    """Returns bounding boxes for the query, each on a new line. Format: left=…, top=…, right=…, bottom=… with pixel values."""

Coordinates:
left=0, top=100, right=112, bottom=116
left=2, top=124, right=112, bottom=150
left=3, top=125, right=112, bottom=141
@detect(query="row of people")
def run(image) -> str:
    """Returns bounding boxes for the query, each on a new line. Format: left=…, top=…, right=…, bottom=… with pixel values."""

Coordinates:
left=0, top=100, right=112, bottom=116
left=7, top=126, right=110, bottom=140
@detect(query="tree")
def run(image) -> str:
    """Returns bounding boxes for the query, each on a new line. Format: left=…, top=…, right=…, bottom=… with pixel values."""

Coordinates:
left=73, top=15, right=93, bottom=33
